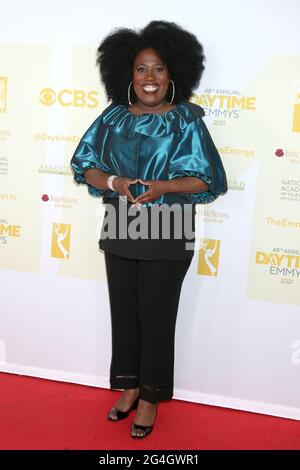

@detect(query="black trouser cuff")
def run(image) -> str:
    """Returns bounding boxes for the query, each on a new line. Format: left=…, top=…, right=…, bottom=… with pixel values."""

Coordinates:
left=110, top=376, right=173, bottom=403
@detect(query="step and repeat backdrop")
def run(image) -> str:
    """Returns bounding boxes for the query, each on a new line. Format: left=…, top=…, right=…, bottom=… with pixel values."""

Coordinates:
left=1, top=0, right=300, bottom=419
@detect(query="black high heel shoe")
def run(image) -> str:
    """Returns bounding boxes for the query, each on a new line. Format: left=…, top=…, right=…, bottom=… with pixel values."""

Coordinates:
left=130, top=403, right=157, bottom=438
left=106, top=396, right=139, bottom=421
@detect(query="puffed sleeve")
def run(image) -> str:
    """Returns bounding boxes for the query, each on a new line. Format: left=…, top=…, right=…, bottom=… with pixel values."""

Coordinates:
left=168, top=117, right=228, bottom=203
left=70, top=116, right=111, bottom=197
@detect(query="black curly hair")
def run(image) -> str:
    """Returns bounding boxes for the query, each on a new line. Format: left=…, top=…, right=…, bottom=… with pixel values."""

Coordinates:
left=96, top=20, right=205, bottom=105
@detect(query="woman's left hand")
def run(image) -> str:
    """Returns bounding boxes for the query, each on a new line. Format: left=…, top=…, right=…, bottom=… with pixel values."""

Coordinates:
left=133, top=179, right=168, bottom=204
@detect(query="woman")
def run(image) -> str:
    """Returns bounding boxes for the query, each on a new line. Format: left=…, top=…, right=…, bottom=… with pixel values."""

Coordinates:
left=71, top=20, right=227, bottom=438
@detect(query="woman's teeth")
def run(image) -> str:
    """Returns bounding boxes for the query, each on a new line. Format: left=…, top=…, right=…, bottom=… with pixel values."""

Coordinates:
left=142, top=85, right=159, bottom=93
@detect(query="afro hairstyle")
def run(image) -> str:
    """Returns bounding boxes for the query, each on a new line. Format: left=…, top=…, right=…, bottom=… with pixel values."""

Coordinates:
left=96, top=20, right=205, bottom=105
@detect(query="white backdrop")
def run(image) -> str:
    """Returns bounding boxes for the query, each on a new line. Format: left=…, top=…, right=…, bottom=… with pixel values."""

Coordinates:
left=1, top=0, right=300, bottom=420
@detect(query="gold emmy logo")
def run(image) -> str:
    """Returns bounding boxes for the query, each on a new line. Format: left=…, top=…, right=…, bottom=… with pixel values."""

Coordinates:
left=197, top=238, right=221, bottom=276
left=292, top=92, right=300, bottom=132
left=51, top=223, right=71, bottom=259
left=0, top=77, right=8, bottom=113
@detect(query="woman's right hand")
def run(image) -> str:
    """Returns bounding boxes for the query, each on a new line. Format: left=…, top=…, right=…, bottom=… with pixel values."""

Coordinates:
left=111, top=176, right=139, bottom=203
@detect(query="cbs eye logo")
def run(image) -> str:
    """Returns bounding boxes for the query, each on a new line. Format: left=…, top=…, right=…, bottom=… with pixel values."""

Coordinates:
left=39, top=88, right=98, bottom=108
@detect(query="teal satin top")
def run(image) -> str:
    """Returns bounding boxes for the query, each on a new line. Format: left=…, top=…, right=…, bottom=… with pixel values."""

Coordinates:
left=70, top=100, right=228, bottom=207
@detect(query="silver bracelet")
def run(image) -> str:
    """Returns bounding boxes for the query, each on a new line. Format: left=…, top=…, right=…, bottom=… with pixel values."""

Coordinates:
left=107, top=175, right=118, bottom=191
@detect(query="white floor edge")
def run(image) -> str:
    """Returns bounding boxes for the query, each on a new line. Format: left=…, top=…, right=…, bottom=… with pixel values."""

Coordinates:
left=1, top=362, right=300, bottom=422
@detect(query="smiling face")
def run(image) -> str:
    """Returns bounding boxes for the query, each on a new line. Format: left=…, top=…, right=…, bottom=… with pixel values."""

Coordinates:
left=131, top=47, right=171, bottom=111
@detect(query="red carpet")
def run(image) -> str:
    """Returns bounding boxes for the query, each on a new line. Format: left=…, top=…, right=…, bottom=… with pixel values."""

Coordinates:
left=0, top=372, right=299, bottom=450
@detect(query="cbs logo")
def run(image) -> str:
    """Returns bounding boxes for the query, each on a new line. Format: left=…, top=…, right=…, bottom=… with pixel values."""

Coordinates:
left=40, top=88, right=98, bottom=108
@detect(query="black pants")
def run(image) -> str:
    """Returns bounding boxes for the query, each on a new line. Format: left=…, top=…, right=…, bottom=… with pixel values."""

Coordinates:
left=104, top=251, right=193, bottom=404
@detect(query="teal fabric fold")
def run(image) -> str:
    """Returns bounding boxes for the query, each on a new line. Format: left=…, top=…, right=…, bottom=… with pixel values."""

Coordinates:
left=70, top=100, right=227, bottom=205
left=102, top=100, right=205, bottom=137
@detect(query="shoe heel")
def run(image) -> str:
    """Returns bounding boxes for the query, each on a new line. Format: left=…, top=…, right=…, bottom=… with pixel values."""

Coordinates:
left=131, top=397, right=139, bottom=410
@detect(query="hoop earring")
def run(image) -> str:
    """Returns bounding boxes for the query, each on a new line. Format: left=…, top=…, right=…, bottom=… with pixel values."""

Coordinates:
left=128, top=81, right=133, bottom=106
left=168, top=80, right=175, bottom=104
